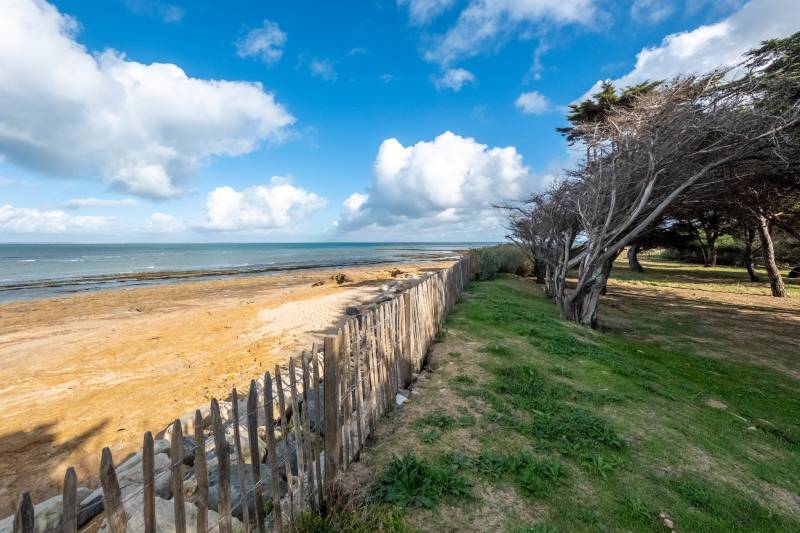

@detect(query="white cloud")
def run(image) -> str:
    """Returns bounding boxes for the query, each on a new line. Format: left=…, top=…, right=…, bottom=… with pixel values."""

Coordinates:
left=588, top=0, right=800, bottom=95
left=0, top=204, right=113, bottom=234
left=515, top=91, right=549, bottom=114
left=336, top=131, right=548, bottom=233
left=398, top=0, right=456, bottom=25
left=202, top=177, right=326, bottom=231
left=425, top=0, right=597, bottom=65
left=380, top=73, right=397, bottom=83
left=434, top=68, right=476, bottom=91
left=309, top=58, right=337, bottom=81
left=142, top=212, right=185, bottom=233
left=0, top=0, right=294, bottom=198
left=63, top=197, right=139, bottom=209
left=236, top=20, right=287, bottom=65
left=630, top=0, right=674, bottom=24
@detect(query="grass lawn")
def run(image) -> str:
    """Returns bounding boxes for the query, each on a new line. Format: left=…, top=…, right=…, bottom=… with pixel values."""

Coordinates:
left=297, top=261, right=800, bottom=532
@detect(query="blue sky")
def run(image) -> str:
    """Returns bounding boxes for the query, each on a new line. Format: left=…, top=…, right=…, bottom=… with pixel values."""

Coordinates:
left=1, top=0, right=797, bottom=242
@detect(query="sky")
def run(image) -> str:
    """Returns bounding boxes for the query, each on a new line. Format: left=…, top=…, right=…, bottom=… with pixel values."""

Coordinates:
left=1, top=0, right=798, bottom=243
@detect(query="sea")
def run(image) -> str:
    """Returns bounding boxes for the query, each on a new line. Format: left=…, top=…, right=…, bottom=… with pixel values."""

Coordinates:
left=0, top=242, right=487, bottom=303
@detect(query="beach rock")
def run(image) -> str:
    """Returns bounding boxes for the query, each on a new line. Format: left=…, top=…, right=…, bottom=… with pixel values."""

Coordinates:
left=271, top=434, right=299, bottom=478
left=0, top=488, right=93, bottom=533
left=77, top=492, right=104, bottom=528
left=312, top=280, right=325, bottom=287
left=224, top=424, right=266, bottom=464
left=395, top=392, right=408, bottom=407
left=345, top=306, right=361, bottom=316
left=163, top=407, right=211, bottom=444
left=208, top=463, right=285, bottom=521
left=154, top=469, right=173, bottom=500
left=98, top=494, right=240, bottom=533
left=332, top=273, right=351, bottom=284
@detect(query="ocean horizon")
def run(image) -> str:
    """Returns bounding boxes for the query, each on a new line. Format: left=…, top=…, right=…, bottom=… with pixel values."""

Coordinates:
left=0, top=242, right=490, bottom=303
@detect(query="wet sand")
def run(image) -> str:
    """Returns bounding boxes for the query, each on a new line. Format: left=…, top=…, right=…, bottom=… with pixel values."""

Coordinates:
left=0, top=260, right=452, bottom=513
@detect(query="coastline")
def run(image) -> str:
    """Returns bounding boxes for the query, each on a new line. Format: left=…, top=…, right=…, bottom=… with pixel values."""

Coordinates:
left=0, top=257, right=455, bottom=513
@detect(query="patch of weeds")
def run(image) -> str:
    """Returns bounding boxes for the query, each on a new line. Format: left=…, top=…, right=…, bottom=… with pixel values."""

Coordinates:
left=371, top=454, right=471, bottom=509
left=291, top=504, right=410, bottom=533
left=489, top=364, right=623, bottom=453
left=616, top=495, right=655, bottom=530
left=450, top=374, right=475, bottom=386
left=474, top=451, right=566, bottom=498
left=549, top=366, right=575, bottom=379
left=448, top=351, right=461, bottom=358
left=419, top=429, right=442, bottom=444
left=416, top=409, right=457, bottom=430
left=434, top=329, right=447, bottom=343
left=480, top=343, right=513, bottom=357
left=579, top=453, right=622, bottom=480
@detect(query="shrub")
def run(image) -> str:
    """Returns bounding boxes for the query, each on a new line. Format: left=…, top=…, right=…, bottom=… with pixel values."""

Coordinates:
left=470, top=244, right=532, bottom=280
left=371, top=454, right=471, bottom=508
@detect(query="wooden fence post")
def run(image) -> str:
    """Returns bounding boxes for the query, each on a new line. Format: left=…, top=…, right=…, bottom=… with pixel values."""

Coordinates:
left=194, top=410, right=209, bottom=533
left=99, top=448, right=126, bottom=533
left=210, top=399, right=233, bottom=533
left=170, top=420, right=187, bottom=533
left=323, top=333, right=341, bottom=509
left=274, top=366, right=294, bottom=521
left=264, top=372, right=284, bottom=533
left=230, top=389, right=250, bottom=532
left=287, top=358, right=306, bottom=513
left=143, top=432, right=156, bottom=533
left=13, top=492, right=33, bottom=533
left=311, top=348, right=324, bottom=511
left=246, top=382, right=265, bottom=532
left=62, top=467, right=78, bottom=533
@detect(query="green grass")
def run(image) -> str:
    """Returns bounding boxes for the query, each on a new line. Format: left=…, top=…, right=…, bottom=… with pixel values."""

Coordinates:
left=360, top=268, right=800, bottom=532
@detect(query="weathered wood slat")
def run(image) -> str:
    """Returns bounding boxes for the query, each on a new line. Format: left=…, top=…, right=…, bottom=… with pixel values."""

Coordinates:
left=300, top=351, right=316, bottom=511
left=274, top=365, right=294, bottom=521
left=61, top=467, right=78, bottom=533
left=287, top=357, right=306, bottom=512
left=263, top=372, right=284, bottom=533
left=170, top=420, right=187, bottom=533
left=13, top=492, right=33, bottom=533
left=246, top=381, right=265, bottom=533
left=311, top=348, right=324, bottom=511
left=323, top=334, right=341, bottom=508
left=143, top=432, right=156, bottom=533
left=99, top=448, right=126, bottom=533
left=211, top=399, right=233, bottom=533
left=354, top=317, right=365, bottom=450
left=230, top=389, right=250, bottom=532
left=194, top=410, right=209, bottom=533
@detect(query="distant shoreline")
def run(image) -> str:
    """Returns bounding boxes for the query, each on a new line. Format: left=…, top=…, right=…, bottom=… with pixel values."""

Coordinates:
left=0, top=242, right=482, bottom=303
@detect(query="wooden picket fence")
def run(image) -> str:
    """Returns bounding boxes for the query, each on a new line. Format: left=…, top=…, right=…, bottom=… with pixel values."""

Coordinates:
left=9, top=256, right=471, bottom=533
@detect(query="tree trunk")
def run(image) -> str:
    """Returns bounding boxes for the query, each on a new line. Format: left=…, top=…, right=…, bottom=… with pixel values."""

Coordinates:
left=533, top=260, right=545, bottom=284
left=560, top=257, right=615, bottom=328
left=743, top=226, right=759, bottom=282
left=702, top=236, right=718, bottom=267
left=756, top=215, right=786, bottom=297
left=627, top=244, right=644, bottom=272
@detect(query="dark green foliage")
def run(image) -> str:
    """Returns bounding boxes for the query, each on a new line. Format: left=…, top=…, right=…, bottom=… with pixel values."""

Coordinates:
left=470, top=244, right=532, bottom=281
left=371, top=454, right=471, bottom=509
left=291, top=505, right=410, bottom=533
left=474, top=451, right=566, bottom=497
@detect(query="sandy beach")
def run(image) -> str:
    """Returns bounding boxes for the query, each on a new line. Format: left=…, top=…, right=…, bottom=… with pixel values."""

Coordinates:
left=0, top=259, right=453, bottom=514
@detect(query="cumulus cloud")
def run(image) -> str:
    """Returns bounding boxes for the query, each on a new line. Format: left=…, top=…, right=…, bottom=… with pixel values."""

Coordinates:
left=587, top=0, right=800, bottom=95
left=425, top=0, right=597, bottom=65
left=236, top=19, right=287, bottom=65
left=309, top=58, right=338, bottom=81
left=336, top=131, right=547, bottom=234
left=515, top=91, right=549, bottom=114
left=0, top=204, right=113, bottom=234
left=398, top=0, right=456, bottom=25
left=0, top=0, right=294, bottom=198
left=202, top=177, right=326, bottom=231
left=434, top=68, right=476, bottom=92
left=142, top=212, right=185, bottom=233
left=62, top=197, right=139, bottom=209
